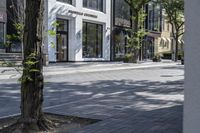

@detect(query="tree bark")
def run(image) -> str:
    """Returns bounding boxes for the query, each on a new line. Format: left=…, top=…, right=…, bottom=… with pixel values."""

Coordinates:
left=131, top=10, right=140, bottom=62
left=175, top=33, right=179, bottom=62
left=17, top=0, right=52, bottom=132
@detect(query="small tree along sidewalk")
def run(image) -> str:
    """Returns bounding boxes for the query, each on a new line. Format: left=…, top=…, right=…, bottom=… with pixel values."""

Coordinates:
left=124, top=0, right=151, bottom=63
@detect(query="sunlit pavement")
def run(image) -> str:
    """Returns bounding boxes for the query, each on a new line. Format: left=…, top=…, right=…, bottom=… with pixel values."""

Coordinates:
left=0, top=62, right=184, bottom=133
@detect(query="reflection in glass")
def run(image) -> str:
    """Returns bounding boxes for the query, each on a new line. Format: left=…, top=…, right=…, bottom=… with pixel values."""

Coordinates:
left=83, top=22, right=103, bottom=58
left=142, top=37, right=154, bottom=60
left=113, top=28, right=129, bottom=60
left=146, top=3, right=161, bottom=32
left=56, top=19, right=68, bottom=61
left=83, top=0, right=103, bottom=11
left=57, top=19, right=68, bottom=32
left=114, top=0, right=131, bottom=27
left=57, top=0, right=72, bottom=4
left=0, top=23, right=4, bottom=49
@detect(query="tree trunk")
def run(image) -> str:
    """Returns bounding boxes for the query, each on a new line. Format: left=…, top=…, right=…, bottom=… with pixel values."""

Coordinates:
left=175, top=33, right=179, bottom=62
left=131, top=10, right=139, bottom=62
left=16, top=0, right=52, bottom=132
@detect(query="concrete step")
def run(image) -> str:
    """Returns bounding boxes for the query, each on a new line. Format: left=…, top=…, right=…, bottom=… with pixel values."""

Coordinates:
left=0, top=49, right=5, bottom=53
left=0, top=56, right=22, bottom=60
left=0, top=53, right=22, bottom=66
left=0, top=53, right=22, bottom=56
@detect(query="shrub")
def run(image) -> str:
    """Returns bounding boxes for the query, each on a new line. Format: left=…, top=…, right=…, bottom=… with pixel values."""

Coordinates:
left=152, top=54, right=161, bottom=62
left=123, top=54, right=136, bottom=63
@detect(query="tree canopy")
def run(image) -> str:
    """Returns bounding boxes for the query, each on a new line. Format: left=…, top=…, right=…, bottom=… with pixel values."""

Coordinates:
left=161, top=0, right=185, bottom=61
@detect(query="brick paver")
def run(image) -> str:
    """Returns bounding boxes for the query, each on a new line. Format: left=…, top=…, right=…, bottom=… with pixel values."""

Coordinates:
left=0, top=63, right=184, bottom=132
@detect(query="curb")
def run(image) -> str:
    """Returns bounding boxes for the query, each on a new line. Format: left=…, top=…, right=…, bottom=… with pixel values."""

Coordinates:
left=0, top=63, right=181, bottom=80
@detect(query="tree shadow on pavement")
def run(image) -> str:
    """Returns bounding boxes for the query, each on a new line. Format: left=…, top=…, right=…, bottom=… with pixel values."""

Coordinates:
left=0, top=79, right=183, bottom=132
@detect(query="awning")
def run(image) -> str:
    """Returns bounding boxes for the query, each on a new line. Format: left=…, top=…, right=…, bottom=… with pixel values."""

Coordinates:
left=161, top=37, right=167, bottom=42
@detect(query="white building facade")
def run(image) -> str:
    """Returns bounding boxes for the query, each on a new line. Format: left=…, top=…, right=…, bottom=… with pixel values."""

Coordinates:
left=46, top=0, right=111, bottom=62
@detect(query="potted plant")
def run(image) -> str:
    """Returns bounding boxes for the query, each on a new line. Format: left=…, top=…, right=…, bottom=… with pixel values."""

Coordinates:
left=152, top=54, right=161, bottom=62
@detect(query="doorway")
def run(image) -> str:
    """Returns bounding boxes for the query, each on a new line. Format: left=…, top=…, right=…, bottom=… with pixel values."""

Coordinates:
left=56, top=19, right=69, bottom=62
left=142, top=37, right=155, bottom=60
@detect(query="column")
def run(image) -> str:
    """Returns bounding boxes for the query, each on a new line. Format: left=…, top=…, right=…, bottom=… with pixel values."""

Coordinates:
left=184, top=0, right=200, bottom=132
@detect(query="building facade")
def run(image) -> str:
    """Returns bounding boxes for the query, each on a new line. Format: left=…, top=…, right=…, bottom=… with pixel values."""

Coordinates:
left=111, top=0, right=132, bottom=61
left=111, top=0, right=174, bottom=61
left=0, top=0, right=7, bottom=52
left=47, top=0, right=111, bottom=62
left=2, top=0, right=178, bottom=63
left=144, top=1, right=173, bottom=60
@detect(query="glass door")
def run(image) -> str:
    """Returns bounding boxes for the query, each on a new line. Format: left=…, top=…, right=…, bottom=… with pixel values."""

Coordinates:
left=56, top=33, right=68, bottom=61
left=56, top=19, right=69, bottom=62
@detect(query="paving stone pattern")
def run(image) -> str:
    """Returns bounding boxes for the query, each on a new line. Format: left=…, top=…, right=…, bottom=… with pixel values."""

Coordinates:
left=0, top=63, right=184, bottom=133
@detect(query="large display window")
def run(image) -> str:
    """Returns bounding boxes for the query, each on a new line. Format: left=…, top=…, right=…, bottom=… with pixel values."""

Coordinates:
left=113, top=0, right=131, bottom=28
left=0, top=23, right=4, bottom=48
left=83, top=22, right=103, bottom=58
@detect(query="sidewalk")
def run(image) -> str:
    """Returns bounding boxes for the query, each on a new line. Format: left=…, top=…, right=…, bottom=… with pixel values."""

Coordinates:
left=0, top=61, right=181, bottom=80
left=0, top=61, right=184, bottom=132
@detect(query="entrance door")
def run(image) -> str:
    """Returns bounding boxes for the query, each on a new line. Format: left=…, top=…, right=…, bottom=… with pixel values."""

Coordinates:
left=142, top=38, right=155, bottom=60
left=56, top=33, right=68, bottom=61
left=56, top=19, right=69, bottom=62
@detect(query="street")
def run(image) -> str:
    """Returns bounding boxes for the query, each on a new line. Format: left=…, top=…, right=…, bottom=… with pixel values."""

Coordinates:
left=0, top=63, right=184, bottom=133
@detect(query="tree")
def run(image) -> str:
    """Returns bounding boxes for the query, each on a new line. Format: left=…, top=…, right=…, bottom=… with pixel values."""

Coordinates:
left=11, top=0, right=53, bottom=132
left=161, top=0, right=184, bottom=61
left=124, top=0, right=151, bottom=62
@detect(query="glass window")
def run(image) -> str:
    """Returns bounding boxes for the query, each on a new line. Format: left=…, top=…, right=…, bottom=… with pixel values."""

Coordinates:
left=153, top=4, right=161, bottom=31
left=113, top=28, right=129, bottom=60
left=83, top=0, right=103, bottom=12
left=0, top=23, right=4, bottom=48
left=57, top=19, right=68, bottom=32
left=83, top=22, right=103, bottom=58
left=148, top=4, right=153, bottom=31
left=114, top=0, right=131, bottom=27
left=57, top=0, right=72, bottom=4
left=56, top=19, right=69, bottom=61
left=147, top=3, right=161, bottom=32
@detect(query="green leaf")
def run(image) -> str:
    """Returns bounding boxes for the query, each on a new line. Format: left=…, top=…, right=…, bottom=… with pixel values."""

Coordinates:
left=50, top=42, right=55, bottom=48
left=48, top=30, right=56, bottom=36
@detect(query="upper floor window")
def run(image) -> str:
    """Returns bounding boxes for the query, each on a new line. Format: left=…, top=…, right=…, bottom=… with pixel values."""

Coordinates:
left=146, top=2, right=162, bottom=32
left=57, top=0, right=72, bottom=4
left=83, top=0, right=103, bottom=12
left=114, top=0, right=131, bottom=28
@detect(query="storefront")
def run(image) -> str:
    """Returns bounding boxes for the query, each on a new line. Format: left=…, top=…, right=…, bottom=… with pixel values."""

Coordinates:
left=111, top=0, right=131, bottom=61
left=142, top=36, right=155, bottom=60
left=47, top=0, right=111, bottom=62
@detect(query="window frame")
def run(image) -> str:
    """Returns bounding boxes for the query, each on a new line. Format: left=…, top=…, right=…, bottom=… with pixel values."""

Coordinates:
left=57, top=0, right=72, bottom=5
left=83, top=0, right=104, bottom=12
left=82, top=21, right=103, bottom=58
left=113, top=0, right=132, bottom=28
left=0, top=22, right=6, bottom=48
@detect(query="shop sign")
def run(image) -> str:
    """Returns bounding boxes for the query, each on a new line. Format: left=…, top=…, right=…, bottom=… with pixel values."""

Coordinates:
left=69, top=10, right=98, bottom=18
